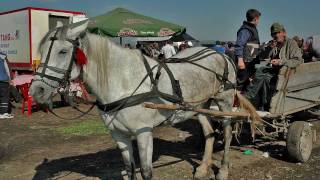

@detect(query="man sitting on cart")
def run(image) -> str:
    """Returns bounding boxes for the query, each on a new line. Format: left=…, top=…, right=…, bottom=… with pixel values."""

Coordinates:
left=244, top=23, right=303, bottom=110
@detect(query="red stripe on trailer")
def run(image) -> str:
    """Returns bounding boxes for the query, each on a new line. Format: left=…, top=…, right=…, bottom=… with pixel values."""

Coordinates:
left=28, top=7, right=85, bottom=15
left=0, top=7, right=85, bottom=16
left=9, top=63, right=32, bottom=67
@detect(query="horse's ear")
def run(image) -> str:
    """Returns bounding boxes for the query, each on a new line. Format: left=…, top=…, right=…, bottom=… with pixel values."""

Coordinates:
left=67, top=20, right=89, bottom=39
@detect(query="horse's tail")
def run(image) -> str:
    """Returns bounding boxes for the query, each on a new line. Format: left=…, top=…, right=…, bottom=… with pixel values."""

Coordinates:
left=235, top=90, right=262, bottom=122
left=235, top=90, right=262, bottom=139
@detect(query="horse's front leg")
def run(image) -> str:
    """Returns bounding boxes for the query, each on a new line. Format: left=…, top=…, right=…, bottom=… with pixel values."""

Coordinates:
left=111, top=130, right=137, bottom=180
left=136, top=128, right=153, bottom=180
left=194, top=114, right=215, bottom=179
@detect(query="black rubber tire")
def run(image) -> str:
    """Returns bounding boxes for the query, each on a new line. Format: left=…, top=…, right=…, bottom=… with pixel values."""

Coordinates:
left=286, top=121, right=313, bottom=162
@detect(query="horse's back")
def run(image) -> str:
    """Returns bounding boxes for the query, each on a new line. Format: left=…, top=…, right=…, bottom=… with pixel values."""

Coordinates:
left=156, top=47, right=233, bottom=102
left=171, top=47, right=208, bottom=59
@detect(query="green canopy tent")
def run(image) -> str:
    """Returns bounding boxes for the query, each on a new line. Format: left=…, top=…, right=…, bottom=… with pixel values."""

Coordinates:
left=88, top=7, right=186, bottom=44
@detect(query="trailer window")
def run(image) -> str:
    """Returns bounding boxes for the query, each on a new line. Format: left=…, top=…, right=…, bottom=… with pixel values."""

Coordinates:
left=49, top=15, right=70, bottom=30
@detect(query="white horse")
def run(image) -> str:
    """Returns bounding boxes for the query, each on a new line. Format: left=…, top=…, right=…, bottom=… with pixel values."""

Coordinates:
left=29, top=21, right=245, bottom=180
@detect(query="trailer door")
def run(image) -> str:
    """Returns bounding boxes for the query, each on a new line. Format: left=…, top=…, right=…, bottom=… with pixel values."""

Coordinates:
left=49, top=15, right=70, bottom=30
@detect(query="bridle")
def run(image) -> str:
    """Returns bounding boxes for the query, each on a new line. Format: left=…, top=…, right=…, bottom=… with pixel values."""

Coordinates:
left=33, top=28, right=81, bottom=89
left=33, top=28, right=94, bottom=120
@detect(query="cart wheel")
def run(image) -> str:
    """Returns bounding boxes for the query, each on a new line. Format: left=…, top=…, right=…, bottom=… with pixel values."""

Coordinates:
left=286, top=121, right=313, bottom=162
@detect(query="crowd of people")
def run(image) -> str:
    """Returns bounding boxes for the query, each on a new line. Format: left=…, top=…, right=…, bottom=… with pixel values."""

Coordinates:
left=124, top=40, right=195, bottom=60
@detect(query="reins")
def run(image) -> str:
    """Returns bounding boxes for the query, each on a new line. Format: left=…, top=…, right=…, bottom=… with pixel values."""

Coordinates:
left=48, top=101, right=96, bottom=120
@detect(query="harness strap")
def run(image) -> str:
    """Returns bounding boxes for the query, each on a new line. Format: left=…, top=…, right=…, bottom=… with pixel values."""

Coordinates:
left=96, top=89, right=184, bottom=113
left=41, top=30, right=59, bottom=76
left=157, top=60, right=183, bottom=100
left=168, top=48, right=213, bottom=62
left=37, top=64, right=67, bottom=74
left=96, top=55, right=184, bottom=113
left=49, top=102, right=96, bottom=120
left=64, top=46, right=76, bottom=82
left=96, top=48, right=236, bottom=113
left=141, top=55, right=157, bottom=86
left=96, top=92, right=156, bottom=113
left=143, top=54, right=183, bottom=103
left=169, top=48, right=237, bottom=89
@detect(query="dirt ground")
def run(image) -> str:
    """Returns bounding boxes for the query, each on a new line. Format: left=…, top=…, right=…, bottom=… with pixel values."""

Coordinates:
left=0, top=103, right=320, bottom=180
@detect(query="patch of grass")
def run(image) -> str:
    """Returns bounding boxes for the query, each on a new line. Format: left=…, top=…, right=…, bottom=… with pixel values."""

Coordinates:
left=56, top=120, right=108, bottom=136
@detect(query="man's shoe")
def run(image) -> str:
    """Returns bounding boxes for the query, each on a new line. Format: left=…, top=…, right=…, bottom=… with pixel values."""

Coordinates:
left=0, top=113, right=14, bottom=119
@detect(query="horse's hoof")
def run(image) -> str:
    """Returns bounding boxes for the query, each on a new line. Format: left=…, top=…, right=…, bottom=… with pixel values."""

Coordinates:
left=194, top=165, right=208, bottom=179
left=194, top=165, right=215, bottom=180
left=215, top=167, right=229, bottom=180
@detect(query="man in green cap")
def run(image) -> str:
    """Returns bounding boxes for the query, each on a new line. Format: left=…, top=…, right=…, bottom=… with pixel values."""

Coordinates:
left=244, top=22, right=303, bottom=109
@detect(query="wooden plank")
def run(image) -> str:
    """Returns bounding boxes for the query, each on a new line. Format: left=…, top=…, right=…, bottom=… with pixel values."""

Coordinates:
left=276, top=62, right=320, bottom=91
left=269, top=91, right=285, bottom=114
left=282, top=86, right=320, bottom=115
left=143, top=103, right=250, bottom=118
left=270, top=62, right=320, bottom=115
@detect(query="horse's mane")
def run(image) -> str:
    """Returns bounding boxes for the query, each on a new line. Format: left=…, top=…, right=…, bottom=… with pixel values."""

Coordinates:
left=82, top=33, right=141, bottom=95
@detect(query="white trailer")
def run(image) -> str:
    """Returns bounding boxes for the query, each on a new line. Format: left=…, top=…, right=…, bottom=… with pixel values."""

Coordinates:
left=0, top=7, right=87, bottom=71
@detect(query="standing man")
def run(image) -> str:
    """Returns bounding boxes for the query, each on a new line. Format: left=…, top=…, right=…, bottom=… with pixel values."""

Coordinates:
left=235, top=9, right=261, bottom=90
left=161, top=40, right=176, bottom=59
left=0, top=53, right=13, bottom=119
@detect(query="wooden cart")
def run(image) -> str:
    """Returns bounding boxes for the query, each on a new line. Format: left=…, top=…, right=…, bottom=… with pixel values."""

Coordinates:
left=145, top=62, right=320, bottom=163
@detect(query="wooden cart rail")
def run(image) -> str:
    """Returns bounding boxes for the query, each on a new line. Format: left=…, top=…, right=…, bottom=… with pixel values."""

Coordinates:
left=143, top=103, right=250, bottom=119
left=270, top=61, right=320, bottom=115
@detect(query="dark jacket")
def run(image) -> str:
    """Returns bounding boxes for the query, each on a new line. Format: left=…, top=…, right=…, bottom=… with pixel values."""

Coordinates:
left=0, top=54, right=10, bottom=82
left=235, top=21, right=260, bottom=62
left=237, top=21, right=260, bottom=44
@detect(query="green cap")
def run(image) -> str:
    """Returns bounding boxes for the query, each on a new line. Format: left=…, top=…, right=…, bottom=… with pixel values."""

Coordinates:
left=270, top=22, right=285, bottom=34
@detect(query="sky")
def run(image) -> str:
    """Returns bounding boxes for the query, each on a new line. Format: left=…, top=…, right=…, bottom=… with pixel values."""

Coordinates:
left=0, top=0, right=319, bottom=42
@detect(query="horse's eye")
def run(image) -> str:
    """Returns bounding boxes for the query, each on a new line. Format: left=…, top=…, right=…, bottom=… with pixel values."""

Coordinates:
left=59, top=50, right=68, bottom=54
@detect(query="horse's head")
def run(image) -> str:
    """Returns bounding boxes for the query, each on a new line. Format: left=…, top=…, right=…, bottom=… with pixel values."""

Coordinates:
left=30, top=20, right=88, bottom=104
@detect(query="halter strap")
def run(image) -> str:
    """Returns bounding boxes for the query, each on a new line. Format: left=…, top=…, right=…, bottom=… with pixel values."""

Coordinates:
left=33, top=28, right=80, bottom=88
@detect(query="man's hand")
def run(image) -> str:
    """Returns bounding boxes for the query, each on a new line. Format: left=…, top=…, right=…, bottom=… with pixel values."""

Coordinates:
left=271, top=59, right=281, bottom=66
left=238, top=58, right=246, bottom=69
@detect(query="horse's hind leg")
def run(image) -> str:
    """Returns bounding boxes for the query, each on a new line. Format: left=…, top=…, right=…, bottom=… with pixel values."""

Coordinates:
left=215, top=89, right=235, bottom=180
left=194, top=114, right=215, bottom=179
left=136, top=128, right=153, bottom=180
left=111, top=130, right=136, bottom=180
